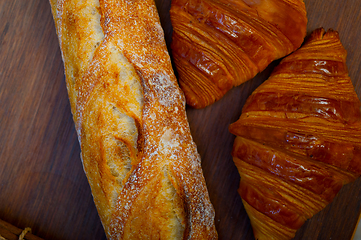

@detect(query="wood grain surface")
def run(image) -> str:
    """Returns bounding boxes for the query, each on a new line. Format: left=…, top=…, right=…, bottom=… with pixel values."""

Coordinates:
left=1, top=0, right=361, bottom=239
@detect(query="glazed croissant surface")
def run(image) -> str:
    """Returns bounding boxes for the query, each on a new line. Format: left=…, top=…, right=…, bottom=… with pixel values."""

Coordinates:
left=49, top=0, right=217, bottom=239
left=229, top=28, right=361, bottom=240
left=170, top=0, right=307, bottom=108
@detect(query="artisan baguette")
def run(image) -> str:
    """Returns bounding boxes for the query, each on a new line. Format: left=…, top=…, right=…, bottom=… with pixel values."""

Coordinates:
left=49, top=0, right=217, bottom=239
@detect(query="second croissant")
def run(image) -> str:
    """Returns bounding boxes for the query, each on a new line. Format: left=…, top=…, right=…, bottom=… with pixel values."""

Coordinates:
left=170, top=0, right=307, bottom=108
left=230, top=28, right=361, bottom=240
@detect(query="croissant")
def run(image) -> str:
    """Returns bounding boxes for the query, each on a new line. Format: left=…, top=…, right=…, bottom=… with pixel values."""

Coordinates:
left=170, top=0, right=308, bottom=108
left=49, top=0, right=217, bottom=239
left=229, top=28, right=361, bottom=240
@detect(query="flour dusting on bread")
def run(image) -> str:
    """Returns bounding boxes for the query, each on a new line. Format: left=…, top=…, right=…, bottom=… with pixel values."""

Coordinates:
left=49, top=0, right=217, bottom=239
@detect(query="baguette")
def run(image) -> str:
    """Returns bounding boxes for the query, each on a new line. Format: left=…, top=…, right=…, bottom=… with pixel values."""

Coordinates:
left=49, top=0, right=217, bottom=239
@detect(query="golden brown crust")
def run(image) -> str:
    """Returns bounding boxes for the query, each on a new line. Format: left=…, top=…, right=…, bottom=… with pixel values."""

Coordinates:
left=170, top=0, right=307, bottom=108
left=49, top=0, right=217, bottom=239
left=229, top=28, right=361, bottom=240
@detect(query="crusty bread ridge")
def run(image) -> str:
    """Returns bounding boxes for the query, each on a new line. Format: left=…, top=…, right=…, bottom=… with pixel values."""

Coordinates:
left=49, top=0, right=217, bottom=239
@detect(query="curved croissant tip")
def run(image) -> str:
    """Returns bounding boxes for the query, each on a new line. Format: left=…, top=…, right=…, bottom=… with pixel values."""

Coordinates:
left=324, top=28, right=340, bottom=38
left=307, top=28, right=340, bottom=42
left=187, top=98, right=206, bottom=109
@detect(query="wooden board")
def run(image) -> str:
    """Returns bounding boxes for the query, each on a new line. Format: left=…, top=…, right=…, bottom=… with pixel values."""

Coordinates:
left=0, top=0, right=361, bottom=239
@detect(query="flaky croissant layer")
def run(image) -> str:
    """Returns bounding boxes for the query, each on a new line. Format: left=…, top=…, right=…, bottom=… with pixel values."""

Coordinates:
left=230, top=28, right=361, bottom=240
left=49, top=0, right=217, bottom=239
left=170, top=0, right=307, bottom=108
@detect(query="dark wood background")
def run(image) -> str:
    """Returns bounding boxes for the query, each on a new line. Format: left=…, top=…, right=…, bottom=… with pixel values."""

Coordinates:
left=1, top=0, right=361, bottom=239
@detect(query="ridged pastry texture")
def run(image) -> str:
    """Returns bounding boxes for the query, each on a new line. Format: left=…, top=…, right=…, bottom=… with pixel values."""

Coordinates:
left=170, top=0, right=307, bottom=108
left=49, top=0, right=217, bottom=239
left=229, top=28, right=361, bottom=240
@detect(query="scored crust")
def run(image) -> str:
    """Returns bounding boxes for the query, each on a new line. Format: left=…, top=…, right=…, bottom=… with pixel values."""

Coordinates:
left=49, top=0, right=217, bottom=239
